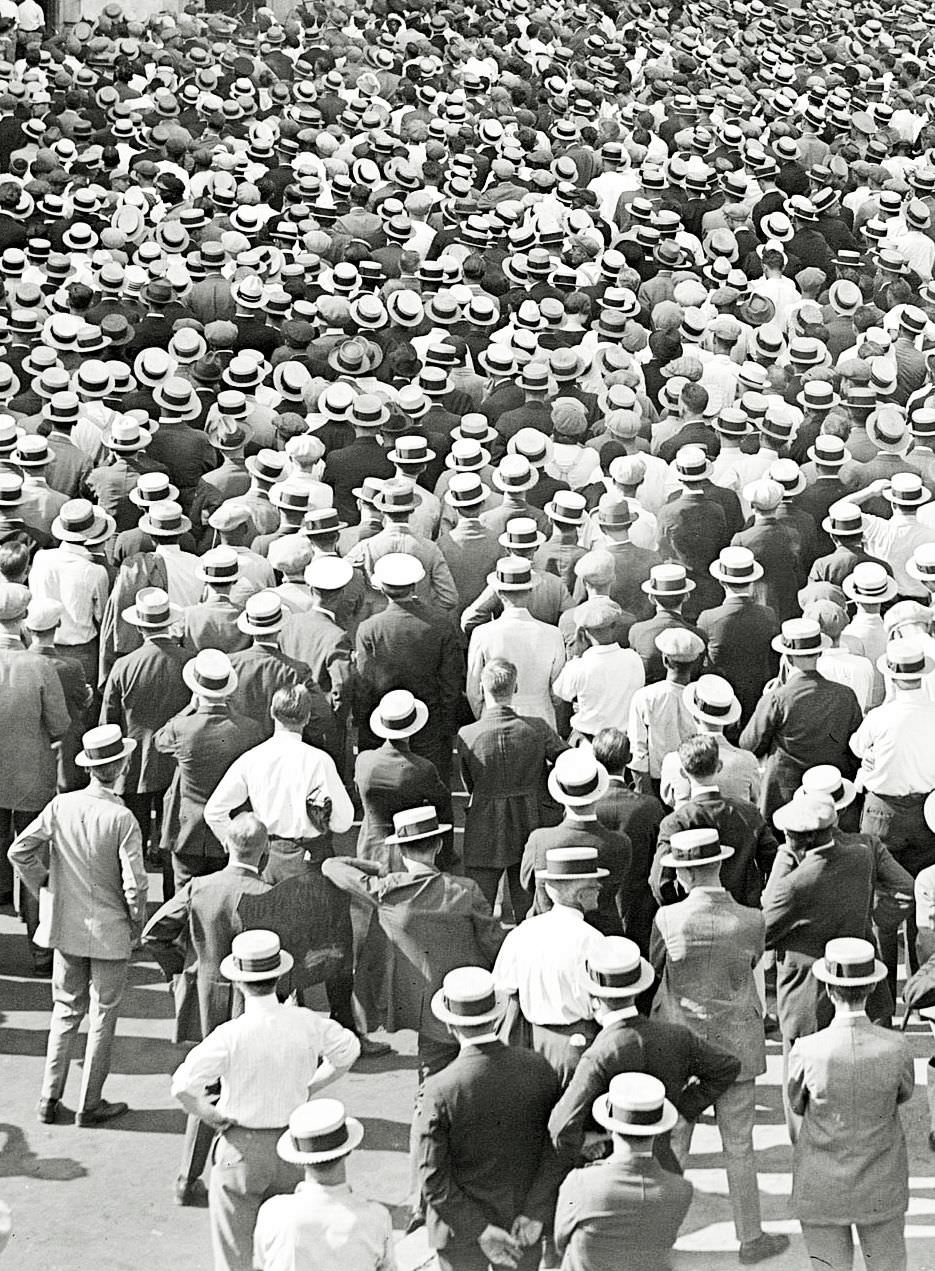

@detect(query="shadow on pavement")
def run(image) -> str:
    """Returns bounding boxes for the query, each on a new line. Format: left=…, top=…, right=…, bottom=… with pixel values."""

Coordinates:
left=358, top=1116, right=410, bottom=1153
left=0, top=1122, right=87, bottom=1181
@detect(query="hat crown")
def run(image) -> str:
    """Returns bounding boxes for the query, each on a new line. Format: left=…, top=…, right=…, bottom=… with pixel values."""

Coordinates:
left=605, top=1072, right=667, bottom=1124
left=190, top=648, right=235, bottom=693
left=244, top=590, right=283, bottom=627
left=80, top=723, right=127, bottom=763
left=850, top=562, right=890, bottom=596
left=230, top=928, right=283, bottom=974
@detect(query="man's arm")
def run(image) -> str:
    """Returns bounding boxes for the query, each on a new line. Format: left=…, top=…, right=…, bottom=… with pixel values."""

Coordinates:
left=141, top=883, right=195, bottom=980
left=414, top=1090, right=497, bottom=1246
left=680, top=1030, right=743, bottom=1121
left=549, top=1050, right=607, bottom=1163
left=7, top=803, right=55, bottom=897
left=203, top=757, right=251, bottom=843
left=307, top=1015, right=361, bottom=1093
left=171, top=1027, right=233, bottom=1131
left=117, top=812, right=147, bottom=938
left=40, top=663, right=70, bottom=742
left=760, top=852, right=801, bottom=950
left=465, top=632, right=485, bottom=719
left=321, top=856, right=383, bottom=909
left=427, top=550, right=459, bottom=611
left=318, top=753, right=355, bottom=834
left=460, top=583, right=499, bottom=635
left=738, top=689, right=781, bottom=758
left=915, top=864, right=935, bottom=964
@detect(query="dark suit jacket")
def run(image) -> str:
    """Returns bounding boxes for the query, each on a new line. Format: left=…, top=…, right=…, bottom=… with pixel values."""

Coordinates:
left=627, top=611, right=706, bottom=684
left=154, top=701, right=266, bottom=860
left=101, top=636, right=193, bottom=794
left=731, top=517, right=803, bottom=621
left=653, top=791, right=779, bottom=909
left=657, top=491, right=729, bottom=572
left=417, top=1039, right=563, bottom=1250
left=323, top=438, right=395, bottom=524
left=141, top=863, right=271, bottom=1042
left=354, top=743, right=451, bottom=864
left=183, top=595, right=250, bottom=655
left=322, top=861, right=504, bottom=1043
left=594, top=779, right=664, bottom=952
left=355, top=599, right=464, bottom=750
left=458, top=705, right=567, bottom=869
left=697, top=595, right=780, bottom=724
left=549, top=1014, right=740, bottom=1165
left=228, top=642, right=338, bottom=755
left=279, top=606, right=354, bottom=720
left=573, top=541, right=659, bottom=619
left=521, top=820, right=632, bottom=934
left=146, top=420, right=217, bottom=496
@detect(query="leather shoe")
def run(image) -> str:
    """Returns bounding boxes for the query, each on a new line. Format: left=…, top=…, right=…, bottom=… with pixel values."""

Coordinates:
left=75, top=1099, right=128, bottom=1127
left=37, top=1098, right=60, bottom=1124
left=175, top=1178, right=209, bottom=1207
left=356, top=1035, right=392, bottom=1060
left=739, top=1234, right=790, bottom=1264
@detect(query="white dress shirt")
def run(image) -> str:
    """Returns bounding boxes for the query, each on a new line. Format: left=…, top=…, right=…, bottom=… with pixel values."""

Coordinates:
left=553, top=643, right=645, bottom=735
left=659, top=734, right=760, bottom=808
left=155, top=543, right=205, bottom=608
left=28, top=543, right=109, bottom=646
left=466, top=607, right=565, bottom=727
left=493, top=904, right=603, bottom=1024
left=254, top=1181, right=396, bottom=1271
left=627, top=678, right=696, bottom=778
left=840, top=609, right=887, bottom=667
left=204, top=730, right=355, bottom=842
left=171, top=995, right=360, bottom=1128
left=863, top=511, right=935, bottom=599
left=850, top=690, right=935, bottom=795
left=818, top=647, right=878, bottom=713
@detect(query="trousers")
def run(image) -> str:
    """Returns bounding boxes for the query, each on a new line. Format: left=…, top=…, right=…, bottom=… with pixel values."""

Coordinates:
left=800, top=1217, right=906, bottom=1271
left=209, top=1125, right=300, bottom=1271
left=42, top=950, right=128, bottom=1112
left=465, top=863, right=530, bottom=923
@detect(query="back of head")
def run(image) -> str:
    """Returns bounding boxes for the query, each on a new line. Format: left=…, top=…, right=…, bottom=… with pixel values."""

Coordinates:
left=270, top=683, right=312, bottom=729
left=591, top=727, right=629, bottom=775
left=480, top=656, right=517, bottom=700
left=677, top=733, right=719, bottom=781
left=225, top=812, right=269, bottom=865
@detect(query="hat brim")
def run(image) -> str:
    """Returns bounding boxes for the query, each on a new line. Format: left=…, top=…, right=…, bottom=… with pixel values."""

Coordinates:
left=370, top=698, right=430, bottom=739
left=138, top=514, right=193, bottom=538
left=883, top=485, right=932, bottom=505
left=327, top=343, right=384, bottom=375
left=797, top=391, right=841, bottom=411
left=586, top=960, right=655, bottom=998
left=547, top=764, right=611, bottom=806
left=641, top=579, right=695, bottom=596
left=104, top=429, right=151, bottom=452
left=795, top=779, right=857, bottom=811
left=658, top=845, right=735, bottom=869
left=182, top=661, right=239, bottom=698
left=592, top=1092, right=678, bottom=1136
left=220, top=949, right=294, bottom=981
left=842, top=576, right=899, bottom=604
left=51, top=510, right=116, bottom=543
left=684, top=690, right=742, bottom=726
left=821, top=517, right=862, bottom=536
left=544, top=502, right=585, bottom=525
left=121, top=601, right=184, bottom=628
left=876, top=651, right=935, bottom=678
left=76, top=737, right=137, bottom=768
left=812, top=958, right=886, bottom=986
left=237, top=613, right=284, bottom=635
left=771, top=633, right=831, bottom=654
left=385, top=822, right=452, bottom=845
left=709, top=559, right=765, bottom=584
left=129, top=485, right=179, bottom=507
left=499, top=530, right=546, bottom=550
left=492, top=471, right=538, bottom=493
left=277, top=1115, right=364, bottom=1164
left=430, top=985, right=509, bottom=1027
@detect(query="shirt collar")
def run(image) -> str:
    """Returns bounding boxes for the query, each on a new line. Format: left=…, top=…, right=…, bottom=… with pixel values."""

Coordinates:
left=548, top=903, right=585, bottom=921
left=601, top=1005, right=639, bottom=1026
left=402, top=858, right=438, bottom=875
left=566, top=812, right=598, bottom=822
left=242, top=994, right=282, bottom=1015
left=311, top=604, right=336, bottom=620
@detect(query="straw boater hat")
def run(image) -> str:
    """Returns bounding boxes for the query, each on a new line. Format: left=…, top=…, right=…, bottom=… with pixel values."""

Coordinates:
left=812, top=937, right=886, bottom=987
left=370, top=689, right=429, bottom=740
left=771, top=617, right=830, bottom=657
left=709, top=545, right=763, bottom=586
left=585, top=936, right=655, bottom=998
left=683, top=675, right=742, bottom=727
left=51, top=498, right=116, bottom=545
left=121, top=586, right=183, bottom=629
left=182, top=648, right=238, bottom=699
left=659, top=827, right=734, bottom=870
left=76, top=723, right=136, bottom=769
left=220, top=929, right=293, bottom=982
left=138, top=500, right=193, bottom=539
left=430, top=966, right=508, bottom=1028
left=385, top=805, right=452, bottom=845
left=592, top=1073, right=678, bottom=1137
left=877, top=637, right=935, bottom=680
left=547, top=750, right=611, bottom=807
left=641, top=562, right=695, bottom=598
left=237, top=591, right=284, bottom=637
left=795, top=764, right=857, bottom=811
left=277, top=1100, right=364, bottom=1166
left=535, top=845, right=609, bottom=881
left=842, top=562, right=898, bottom=606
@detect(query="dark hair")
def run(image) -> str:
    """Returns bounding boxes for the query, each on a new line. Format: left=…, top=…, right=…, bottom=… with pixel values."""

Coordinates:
left=0, top=541, right=29, bottom=582
left=677, top=733, right=720, bottom=779
left=480, top=657, right=517, bottom=698
left=270, top=684, right=312, bottom=727
left=592, top=727, right=629, bottom=774
left=826, top=982, right=871, bottom=1008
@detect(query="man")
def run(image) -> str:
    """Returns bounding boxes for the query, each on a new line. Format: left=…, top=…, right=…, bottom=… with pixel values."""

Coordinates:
left=651, top=828, right=788, bottom=1266
left=153, top=649, right=266, bottom=888
left=24, top=598, right=92, bottom=795
left=572, top=494, right=658, bottom=619
left=554, top=1073, right=692, bottom=1271
left=253, top=1099, right=395, bottom=1271
left=698, top=546, right=780, bottom=726
left=850, top=637, right=935, bottom=991
left=414, top=965, right=563, bottom=1271
left=549, top=936, right=740, bottom=1171
left=461, top=516, right=573, bottom=634
left=787, top=938, right=914, bottom=1271
left=626, top=563, right=706, bottom=684
left=459, top=658, right=567, bottom=919
left=494, top=846, right=608, bottom=1084
left=142, top=813, right=274, bottom=1206
left=521, top=751, right=632, bottom=936
left=552, top=597, right=645, bottom=742
left=0, top=582, right=70, bottom=939
left=170, top=929, right=360, bottom=1271
left=627, top=629, right=703, bottom=794
left=355, top=552, right=464, bottom=783
left=466, top=556, right=566, bottom=728
left=9, top=724, right=147, bottom=1126
left=100, top=586, right=192, bottom=881
left=652, top=735, right=779, bottom=910
left=182, top=547, right=250, bottom=655
left=740, top=617, right=862, bottom=820
left=279, top=555, right=355, bottom=733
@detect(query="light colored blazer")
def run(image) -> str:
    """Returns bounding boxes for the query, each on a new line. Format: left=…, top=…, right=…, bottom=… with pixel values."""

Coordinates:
left=787, top=1014, right=913, bottom=1226
left=650, top=886, right=766, bottom=1081
left=10, top=787, right=147, bottom=961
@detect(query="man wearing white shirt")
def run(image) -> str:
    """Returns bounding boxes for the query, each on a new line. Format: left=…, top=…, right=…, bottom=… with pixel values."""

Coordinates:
left=494, top=846, right=606, bottom=1083
left=839, top=475, right=935, bottom=600
left=171, top=929, right=359, bottom=1271
left=204, top=684, right=354, bottom=882
left=553, top=597, right=644, bottom=742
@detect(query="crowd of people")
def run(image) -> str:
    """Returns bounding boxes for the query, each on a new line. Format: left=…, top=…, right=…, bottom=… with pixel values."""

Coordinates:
left=4, top=0, right=935, bottom=1267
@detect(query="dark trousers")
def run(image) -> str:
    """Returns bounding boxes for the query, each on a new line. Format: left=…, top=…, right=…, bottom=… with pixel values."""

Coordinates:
left=1, top=807, right=50, bottom=969
left=172, top=852, right=226, bottom=891
left=465, top=863, right=530, bottom=923
left=411, top=1032, right=460, bottom=1213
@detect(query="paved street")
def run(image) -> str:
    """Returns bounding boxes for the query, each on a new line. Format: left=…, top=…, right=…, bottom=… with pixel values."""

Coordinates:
left=3, top=882, right=935, bottom=1271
